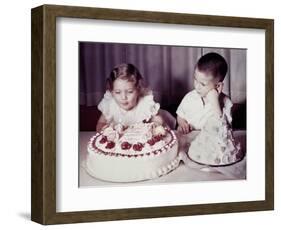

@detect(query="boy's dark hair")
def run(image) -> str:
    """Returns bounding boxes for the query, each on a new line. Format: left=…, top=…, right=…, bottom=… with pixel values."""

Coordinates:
left=106, top=63, right=150, bottom=97
left=196, top=52, right=228, bottom=82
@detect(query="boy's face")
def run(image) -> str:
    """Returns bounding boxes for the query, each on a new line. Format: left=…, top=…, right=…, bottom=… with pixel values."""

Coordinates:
left=193, top=68, right=219, bottom=97
left=111, top=78, right=139, bottom=111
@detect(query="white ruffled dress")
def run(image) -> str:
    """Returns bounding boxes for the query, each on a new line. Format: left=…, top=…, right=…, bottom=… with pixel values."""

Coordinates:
left=97, top=91, right=160, bottom=127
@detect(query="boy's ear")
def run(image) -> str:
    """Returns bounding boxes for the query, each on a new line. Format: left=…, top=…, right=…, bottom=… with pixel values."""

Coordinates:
left=216, top=82, right=224, bottom=93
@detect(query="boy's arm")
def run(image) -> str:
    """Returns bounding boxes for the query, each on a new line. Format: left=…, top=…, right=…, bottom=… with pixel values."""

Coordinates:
left=177, top=115, right=190, bottom=134
left=96, top=114, right=108, bottom=132
left=205, top=89, right=223, bottom=118
left=176, top=93, right=192, bottom=134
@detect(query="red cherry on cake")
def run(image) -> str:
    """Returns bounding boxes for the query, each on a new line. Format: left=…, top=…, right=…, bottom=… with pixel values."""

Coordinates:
left=105, top=141, right=115, bottom=149
left=121, top=142, right=132, bottom=150
left=153, top=135, right=162, bottom=142
left=133, top=143, right=144, bottom=151
left=147, top=138, right=155, bottom=146
left=99, top=136, right=107, bottom=144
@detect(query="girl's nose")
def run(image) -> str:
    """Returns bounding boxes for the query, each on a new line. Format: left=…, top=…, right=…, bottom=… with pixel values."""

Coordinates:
left=121, top=93, right=127, bottom=100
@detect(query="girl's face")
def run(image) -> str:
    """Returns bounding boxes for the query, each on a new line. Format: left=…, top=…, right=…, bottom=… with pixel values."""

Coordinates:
left=111, top=78, right=139, bottom=111
left=193, top=68, right=218, bottom=97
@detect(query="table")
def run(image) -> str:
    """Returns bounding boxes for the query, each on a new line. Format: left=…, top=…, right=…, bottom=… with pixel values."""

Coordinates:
left=79, top=130, right=246, bottom=187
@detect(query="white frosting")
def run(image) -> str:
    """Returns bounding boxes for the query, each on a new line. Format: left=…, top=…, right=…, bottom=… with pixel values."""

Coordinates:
left=188, top=115, right=243, bottom=166
left=86, top=123, right=180, bottom=182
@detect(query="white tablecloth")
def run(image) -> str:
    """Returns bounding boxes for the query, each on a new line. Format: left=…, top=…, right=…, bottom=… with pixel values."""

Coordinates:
left=79, top=130, right=246, bottom=187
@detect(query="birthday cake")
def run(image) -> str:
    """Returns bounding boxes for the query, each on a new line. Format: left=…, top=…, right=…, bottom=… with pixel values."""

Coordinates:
left=86, top=123, right=180, bottom=182
left=188, top=116, right=244, bottom=166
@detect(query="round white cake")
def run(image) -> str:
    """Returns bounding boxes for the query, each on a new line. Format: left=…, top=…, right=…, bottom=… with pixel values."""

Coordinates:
left=86, top=123, right=180, bottom=182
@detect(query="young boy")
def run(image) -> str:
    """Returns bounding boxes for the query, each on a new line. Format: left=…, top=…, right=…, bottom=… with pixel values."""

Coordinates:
left=176, top=52, right=233, bottom=134
left=176, top=52, right=244, bottom=166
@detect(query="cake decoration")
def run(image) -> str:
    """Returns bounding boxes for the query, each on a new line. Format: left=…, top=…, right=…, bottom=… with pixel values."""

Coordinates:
left=86, top=122, right=181, bottom=182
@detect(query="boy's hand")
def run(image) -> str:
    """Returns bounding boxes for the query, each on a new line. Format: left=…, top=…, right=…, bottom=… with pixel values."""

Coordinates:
left=205, top=88, right=220, bottom=103
left=205, top=82, right=223, bottom=103
left=205, top=88, right=223, bottom=117
left=177, top=116, right=190, bottom=134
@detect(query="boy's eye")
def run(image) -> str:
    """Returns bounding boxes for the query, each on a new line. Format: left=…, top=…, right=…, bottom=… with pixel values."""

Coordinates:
left=194, top=78, right=205, bottom=86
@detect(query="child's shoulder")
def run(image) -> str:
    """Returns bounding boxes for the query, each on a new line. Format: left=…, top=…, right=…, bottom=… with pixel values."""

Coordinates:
left=138, top=90, right=158, bottom=105
left=137, top=90, right=160, bottom=119
left=139, top=90, right=153, bottom=101
left=181, top=89, right=199, bottom=101
left=98, top=91, right=115, bottom=106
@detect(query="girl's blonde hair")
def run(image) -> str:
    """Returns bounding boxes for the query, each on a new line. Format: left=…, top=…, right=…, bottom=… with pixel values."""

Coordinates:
left=106, top=63, right=148, bottom=96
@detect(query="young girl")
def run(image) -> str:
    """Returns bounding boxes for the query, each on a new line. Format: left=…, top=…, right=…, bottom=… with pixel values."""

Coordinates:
left=96, top=63, right=163, bottom=132
left=176, top=52, right=243, bottom=166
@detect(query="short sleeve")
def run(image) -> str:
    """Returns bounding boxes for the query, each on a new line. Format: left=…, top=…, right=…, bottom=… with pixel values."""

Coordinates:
left=137, top=93, right=160, bottom=122
left=97, top=91, right=113, bottom=122
left=176, top=93, right=192, bottom=119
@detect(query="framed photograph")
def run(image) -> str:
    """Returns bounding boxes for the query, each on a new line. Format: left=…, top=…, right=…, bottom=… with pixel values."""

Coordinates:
left=31, top=4, right=274, bottom=225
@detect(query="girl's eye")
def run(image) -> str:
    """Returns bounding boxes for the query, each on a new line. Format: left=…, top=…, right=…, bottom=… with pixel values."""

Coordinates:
left=128, top=91, right=133, bottom=94
left=114, top=91, right=120, bottom=94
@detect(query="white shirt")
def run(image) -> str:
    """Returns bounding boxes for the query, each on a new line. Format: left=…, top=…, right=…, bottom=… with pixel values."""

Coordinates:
left=176, top=90, right=233, bottom=129
left=98, top=91, right=160, bottom=126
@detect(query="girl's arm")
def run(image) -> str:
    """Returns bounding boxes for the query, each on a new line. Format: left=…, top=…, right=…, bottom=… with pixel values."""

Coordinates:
left=96, top=114, right=108, bottom=132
